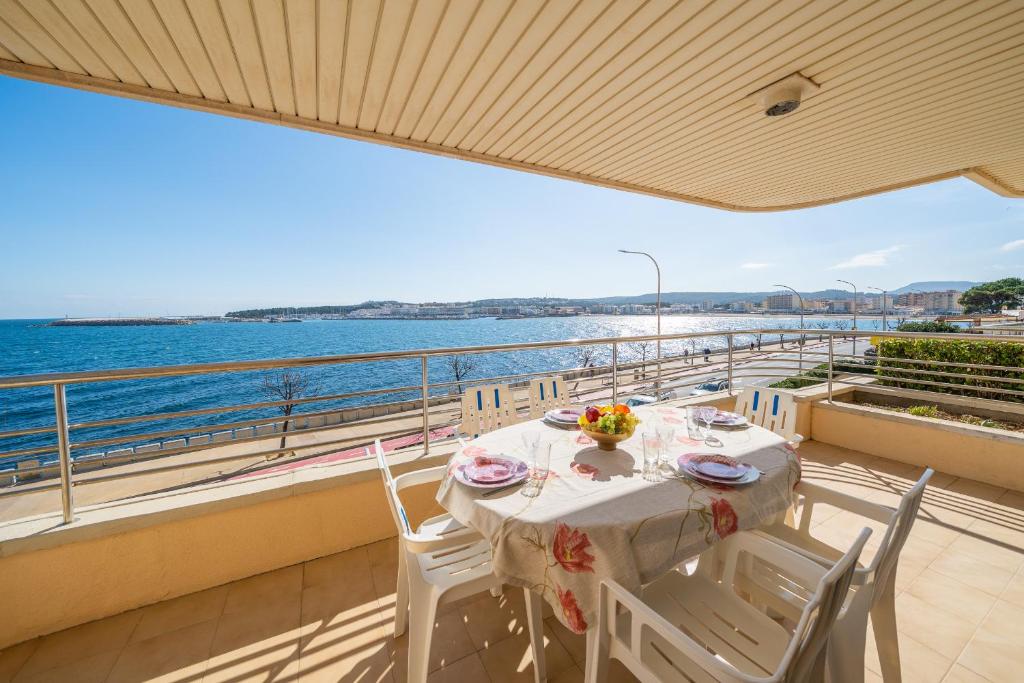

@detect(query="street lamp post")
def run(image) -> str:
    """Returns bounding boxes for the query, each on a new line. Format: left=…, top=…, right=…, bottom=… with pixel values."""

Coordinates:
left=773, top=284, right=805, bottom=371
left=868, top=286, right=887, bottom=331
left=619, top=250, right=661, bottom=397
left=837, top=279, right=858, bottom=355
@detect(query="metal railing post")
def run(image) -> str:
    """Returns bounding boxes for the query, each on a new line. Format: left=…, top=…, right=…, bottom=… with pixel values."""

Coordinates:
left=827, top=335, right=834, bottom=403
left=727, top=334, right=734, bottom=395
left=420, top=356, right=429, bottom=455
left=611, top=342, right=618, bottom=404
left=53, top=384, right=75, bottom=523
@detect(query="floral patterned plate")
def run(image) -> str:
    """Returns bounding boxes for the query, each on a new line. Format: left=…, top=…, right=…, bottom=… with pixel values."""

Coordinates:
left=676, top=454, right=760, bottom=486
left=712, top=410, right=748, bottom=427
left=455, top=457, right=529, bottom=489
left=464, top=456, right=519, bottom=483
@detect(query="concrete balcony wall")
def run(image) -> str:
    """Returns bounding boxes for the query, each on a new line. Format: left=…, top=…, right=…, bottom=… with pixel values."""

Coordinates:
left=810, top=399, right=1024, bottom=492
left=0, top=449, right=452, bottom=650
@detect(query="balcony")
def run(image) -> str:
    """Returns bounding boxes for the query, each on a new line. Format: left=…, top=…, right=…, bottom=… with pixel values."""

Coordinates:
left=1, top=329, right=1023, bottom=682
left=2, top=439, right=1022, bottom=682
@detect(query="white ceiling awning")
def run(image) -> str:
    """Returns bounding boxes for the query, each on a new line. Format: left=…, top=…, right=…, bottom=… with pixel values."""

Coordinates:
left=1, top=0, right=1022, bottom=211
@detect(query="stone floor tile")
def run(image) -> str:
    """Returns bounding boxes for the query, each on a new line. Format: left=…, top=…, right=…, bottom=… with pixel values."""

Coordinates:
left=864, top=625, right=954, bottom=683
left=956, top=600, right=1024, bottom=682
left=478, top=624, right=575, bottom=683
left=426, top=653, right=490, bottom=683
left=0, top=638, right=38, bottom=683
left=222, top=564, right=303, bottom=615
left=942, top=664, right=992, bottom=682
left=905, top=569, right=997, bottom=625
left=15, top=610, right=142, bottom=679
left=12, top=650, right=121, bottom=683
left=895, top=593, right=978, bottom=655
left=205, top=594, right=302, bottom=683
left=459, top=591, right=528, bottom=651
left=386, top=608, right=476, bottom=678
left=998, top=566, right=1024, bottom=609
left=303, top=546, right=373, bottom=590
left=107, top=619, right=217, bottom=683
left=366, top=537, right=399, bottom=568
left=944, top=533, right=1024, bottom=573
left=549, top=663, right=584, bottom=683
left=929, top=547, right=1015, bottom=597
left=131, top=586, right=228, bottom=643
left=544, top=616, right=586, bottom=666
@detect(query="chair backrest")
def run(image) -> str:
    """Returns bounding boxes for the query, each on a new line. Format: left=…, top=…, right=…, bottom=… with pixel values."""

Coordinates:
left=735, top=388, right=798, bottom=440
left=865, top=468, right=933, bottom=599
left=459, top=384, right=519, bottom=437
left=370, top=440, right=411, bottom=536
left=527, top=376, right=569, bottom=419
left=781, top=527, right=872, bottom=681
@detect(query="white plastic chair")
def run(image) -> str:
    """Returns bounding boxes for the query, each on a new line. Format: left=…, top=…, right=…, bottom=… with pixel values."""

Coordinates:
left=458, top=383, right=520, bottom=437
left=528, top=375, right=570, bottom=419
left=735, top=388, right=804, bottom=447
left=586, top=528, right=872, bottom=683
left=750, top=468, right=933, bottom=682
left=371, top=440, right=544, bottom=683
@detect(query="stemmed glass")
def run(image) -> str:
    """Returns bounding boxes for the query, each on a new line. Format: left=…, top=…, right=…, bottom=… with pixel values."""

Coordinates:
left=699, top=407, right=722, bottom=447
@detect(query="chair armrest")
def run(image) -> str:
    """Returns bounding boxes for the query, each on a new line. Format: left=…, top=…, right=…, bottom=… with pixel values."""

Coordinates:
left=601, top=579, right=762, bottom=683
left=795, top=481, right=895, bottom=526
left=392, top=464, right=449, bottom=491
left=403, top=525, right=483, bottom=554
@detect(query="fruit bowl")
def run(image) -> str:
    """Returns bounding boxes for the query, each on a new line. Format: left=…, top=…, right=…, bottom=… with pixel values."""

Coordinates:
left=581, top=425, right=636, bottom=451
left=577, top=404, right=641, bottom=451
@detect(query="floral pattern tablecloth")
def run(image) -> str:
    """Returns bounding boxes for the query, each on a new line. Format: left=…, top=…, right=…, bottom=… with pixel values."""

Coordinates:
left=436, top=405, right=801, bottom=633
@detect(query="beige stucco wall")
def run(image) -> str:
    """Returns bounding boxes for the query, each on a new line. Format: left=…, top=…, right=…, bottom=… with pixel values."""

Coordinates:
left=0, top=460, right=445, bottom=650
left=810, top=401, right=1024, bottom=492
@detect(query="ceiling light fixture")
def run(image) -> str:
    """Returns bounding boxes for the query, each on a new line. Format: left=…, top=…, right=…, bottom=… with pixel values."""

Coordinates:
left=748, top=73, right=820, bottom=117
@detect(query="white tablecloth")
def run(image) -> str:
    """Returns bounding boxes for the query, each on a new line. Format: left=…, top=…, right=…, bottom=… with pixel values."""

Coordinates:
left=436, top=405, right=801, bottom=633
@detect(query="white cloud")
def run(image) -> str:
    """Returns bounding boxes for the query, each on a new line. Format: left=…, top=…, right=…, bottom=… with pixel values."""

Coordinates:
left=830, top=245, right=903, bottom=269
left=1000, top=239, right=1024, bottom=252
left=740, top=262, right=772, bottom=270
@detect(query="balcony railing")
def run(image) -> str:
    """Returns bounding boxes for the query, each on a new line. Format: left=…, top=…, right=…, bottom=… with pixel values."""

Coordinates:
left=1, top=328, right=1021, bottom=526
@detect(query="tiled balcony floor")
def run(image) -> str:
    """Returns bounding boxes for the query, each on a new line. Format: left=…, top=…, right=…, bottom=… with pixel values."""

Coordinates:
left=3, top=441, right=1024, bottom=682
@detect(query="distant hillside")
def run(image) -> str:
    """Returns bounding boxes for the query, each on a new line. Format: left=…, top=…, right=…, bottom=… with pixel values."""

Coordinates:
left=226, top=282, right=983, bottom=317
left=890, top=281, right=982, bottom=294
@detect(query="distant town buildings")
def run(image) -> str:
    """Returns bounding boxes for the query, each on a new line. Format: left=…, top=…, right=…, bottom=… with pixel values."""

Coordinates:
left=252, top=289, right=966, bottom=321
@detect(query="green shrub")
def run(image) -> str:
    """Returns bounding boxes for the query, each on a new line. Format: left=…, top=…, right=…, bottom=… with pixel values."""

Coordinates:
left=896, top=321, right=961, bottom=333
left=907, top=405, right=939, bottom=418
left=876, top=338, right=1024, bottom=402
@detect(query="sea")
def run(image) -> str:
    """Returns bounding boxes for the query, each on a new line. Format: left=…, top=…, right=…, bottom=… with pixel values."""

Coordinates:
left=0, top=315, right=890, bottom=466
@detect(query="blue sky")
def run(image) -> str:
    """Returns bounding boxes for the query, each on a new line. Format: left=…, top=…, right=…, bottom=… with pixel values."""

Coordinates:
left=1, top=75, right=1021, bottom=318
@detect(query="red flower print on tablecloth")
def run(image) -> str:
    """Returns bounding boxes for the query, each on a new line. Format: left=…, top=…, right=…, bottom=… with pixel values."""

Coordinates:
left=557, top=586, right=588, bottom=634
left=676, top=435, right=702, bottom=446
left=662, top=416, right=684, bottom=425
left=575, top=433, right=595, bottom=446
left=711, top=498, right=739, bottom=539
left=462, top=445, right=489, bottom=458
left=553, top=523, right=596, bottom=573
left=570, top=462, right=600, bottom=480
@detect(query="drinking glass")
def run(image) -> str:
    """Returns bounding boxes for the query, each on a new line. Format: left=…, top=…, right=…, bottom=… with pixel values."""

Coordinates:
left=522, top=440, right=551, bottom=498
left=655, top=424, right=675, bottom=467
left=699, top=407, right=721, bottom=446
left=642, top=432, right=661, bottom=482
left=686, top=407, right=709, bottom=440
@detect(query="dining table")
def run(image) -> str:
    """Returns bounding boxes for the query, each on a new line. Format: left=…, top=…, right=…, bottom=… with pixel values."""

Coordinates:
left=435, top=403, right=801, bottom=680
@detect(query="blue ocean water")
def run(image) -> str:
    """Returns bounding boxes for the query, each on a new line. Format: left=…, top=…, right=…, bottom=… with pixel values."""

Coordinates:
left=0, top=315, right=882, bottom=464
